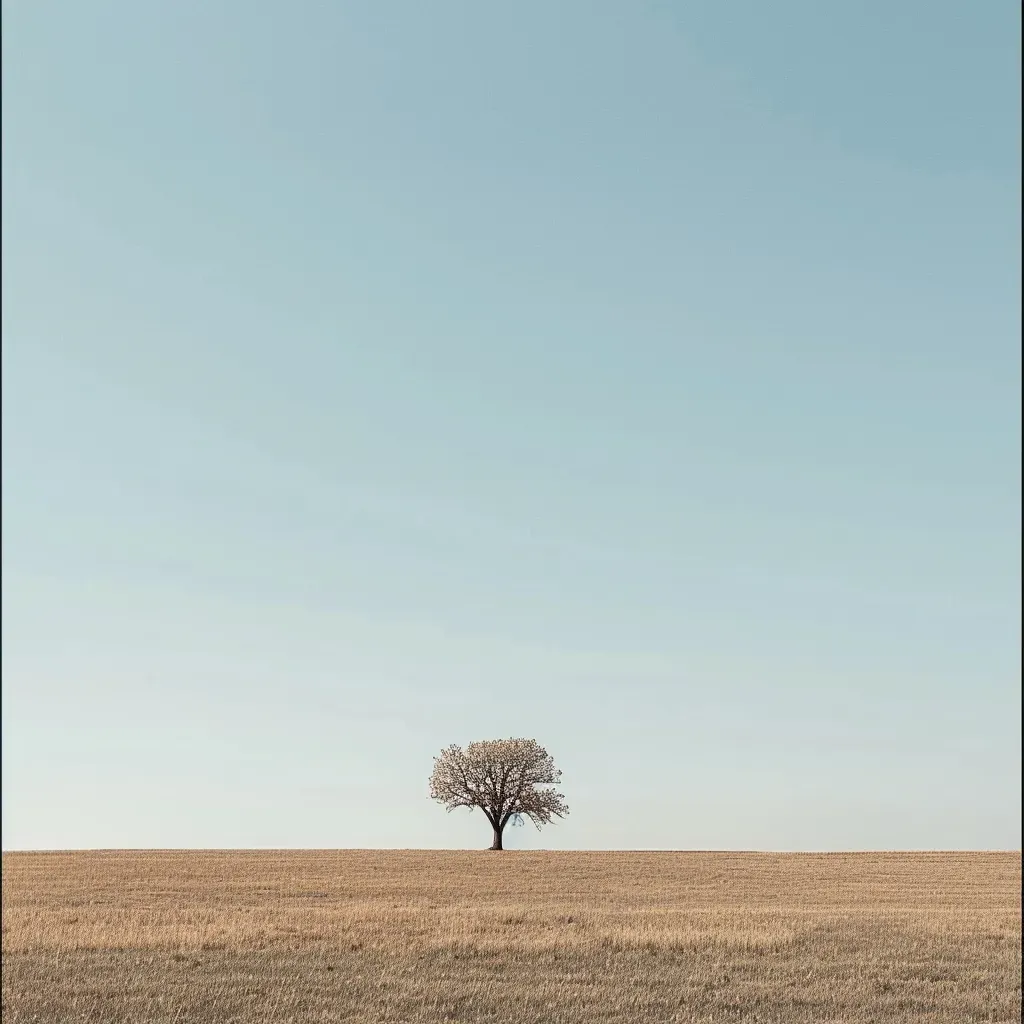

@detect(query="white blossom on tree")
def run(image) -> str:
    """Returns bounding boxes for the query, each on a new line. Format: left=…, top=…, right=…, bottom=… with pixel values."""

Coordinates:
left=428, top=737, right=569, bottom=850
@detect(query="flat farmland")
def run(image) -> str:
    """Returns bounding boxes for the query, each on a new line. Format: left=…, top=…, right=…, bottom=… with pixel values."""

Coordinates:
left=2, top=849, right=1020, bottom=1023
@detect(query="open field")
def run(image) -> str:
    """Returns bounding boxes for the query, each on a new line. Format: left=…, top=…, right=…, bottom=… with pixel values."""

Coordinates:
left=2, top=849, right=1020, bottom=1023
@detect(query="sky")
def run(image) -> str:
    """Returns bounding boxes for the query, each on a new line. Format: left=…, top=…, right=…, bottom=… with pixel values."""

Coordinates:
left=2, top=1, right=1020, bottom=852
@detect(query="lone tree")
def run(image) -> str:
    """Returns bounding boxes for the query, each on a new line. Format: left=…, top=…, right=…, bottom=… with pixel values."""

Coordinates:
left=429, top=738, right=569, bottom=851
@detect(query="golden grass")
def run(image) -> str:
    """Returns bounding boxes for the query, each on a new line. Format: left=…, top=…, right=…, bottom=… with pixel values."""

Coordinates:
left=2, top=850, right=1020, bottom=1022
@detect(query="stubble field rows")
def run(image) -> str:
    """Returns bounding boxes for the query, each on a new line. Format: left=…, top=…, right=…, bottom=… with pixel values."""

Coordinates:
left=2, top=849, right=1020, bottom=1023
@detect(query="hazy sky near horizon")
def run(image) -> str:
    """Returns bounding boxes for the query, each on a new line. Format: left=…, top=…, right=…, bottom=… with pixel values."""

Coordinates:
left=2, top=2, right=1020, bottom=852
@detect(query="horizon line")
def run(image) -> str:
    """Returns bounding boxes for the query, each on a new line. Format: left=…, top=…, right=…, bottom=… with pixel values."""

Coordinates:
left=3, top=847, right=1020, bottom=855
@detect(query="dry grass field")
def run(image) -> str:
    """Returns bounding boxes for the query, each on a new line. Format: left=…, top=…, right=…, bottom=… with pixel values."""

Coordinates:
left=1, top=849, right=1019, bottom=1023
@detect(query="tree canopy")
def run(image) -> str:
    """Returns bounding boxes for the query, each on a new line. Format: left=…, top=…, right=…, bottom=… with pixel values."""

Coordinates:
left=428, top=738, right=569, bottom=850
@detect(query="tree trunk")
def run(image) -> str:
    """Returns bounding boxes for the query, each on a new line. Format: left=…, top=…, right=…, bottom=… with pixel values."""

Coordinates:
left=489, top=824, right=504, bottom=851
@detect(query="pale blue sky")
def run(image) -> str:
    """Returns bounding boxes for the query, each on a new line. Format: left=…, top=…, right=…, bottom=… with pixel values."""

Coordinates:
left=2, top=2, right=1020, bottom=852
